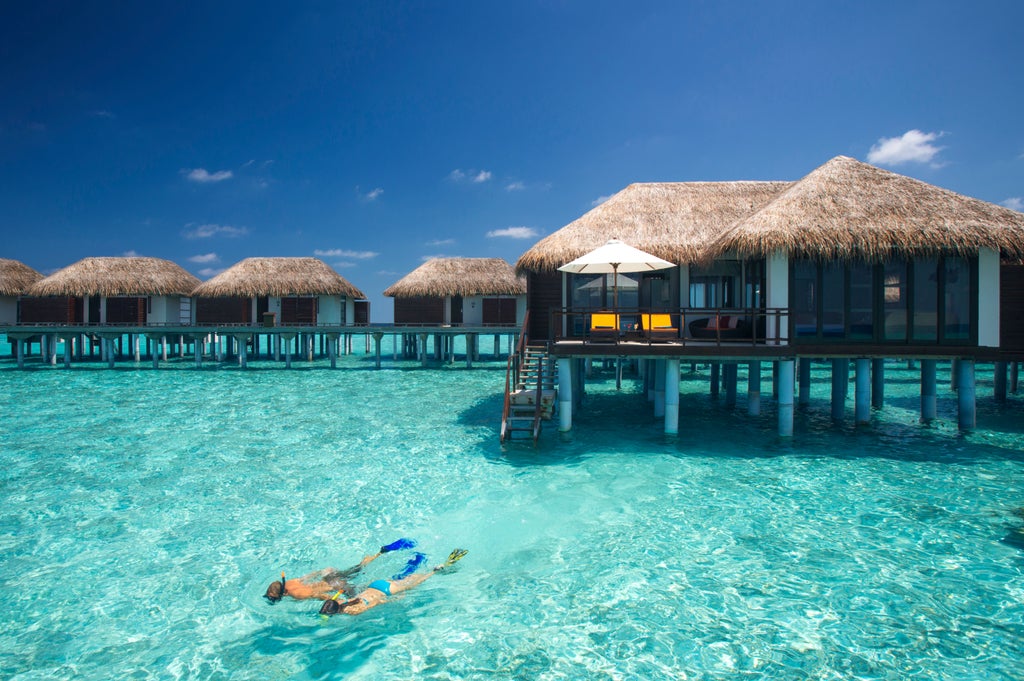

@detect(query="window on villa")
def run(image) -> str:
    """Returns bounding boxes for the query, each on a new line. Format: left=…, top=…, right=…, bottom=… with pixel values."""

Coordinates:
left=689, top=260, right=741, bottom=308
left=790, top=256, right=975, bottom=344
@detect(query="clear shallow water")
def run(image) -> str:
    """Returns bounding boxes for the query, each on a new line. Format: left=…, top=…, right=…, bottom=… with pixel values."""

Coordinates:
left=1, top=347, right=1023, bottom=680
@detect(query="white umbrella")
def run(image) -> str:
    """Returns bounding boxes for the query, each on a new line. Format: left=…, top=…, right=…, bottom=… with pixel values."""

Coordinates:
left=558, top=238, right=674, bottom=308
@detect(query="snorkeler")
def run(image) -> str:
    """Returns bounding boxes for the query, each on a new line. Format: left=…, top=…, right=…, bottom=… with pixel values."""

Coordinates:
left=264, top=538, right=418, bottom=602
left=319, top=548, right=468, bottom=616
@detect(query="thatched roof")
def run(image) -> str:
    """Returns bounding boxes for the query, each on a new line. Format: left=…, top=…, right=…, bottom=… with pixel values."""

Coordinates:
left=705, top=156, right=1024, bottom=263
left=192, top=257, right=365, bottom=298
left=0, top=259, right=43, bottom=296
left=27, top=257, right=200, bottom=297
left=516, top=181, right=791, bottom=273
left=383, top=257, right=525, bottom=298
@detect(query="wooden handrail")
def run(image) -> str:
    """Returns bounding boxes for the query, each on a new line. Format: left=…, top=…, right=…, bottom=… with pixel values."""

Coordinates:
left=500, top=310, right=531, bottom=443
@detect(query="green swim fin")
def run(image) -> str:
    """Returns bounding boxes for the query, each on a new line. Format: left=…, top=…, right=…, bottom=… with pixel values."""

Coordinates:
left=435, top=548, right=468, bottom=572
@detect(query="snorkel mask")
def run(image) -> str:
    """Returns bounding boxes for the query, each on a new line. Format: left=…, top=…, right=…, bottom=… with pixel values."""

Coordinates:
left=264, top=571, right=286, bottom=603
left=319, top=590, right=349, bottom=616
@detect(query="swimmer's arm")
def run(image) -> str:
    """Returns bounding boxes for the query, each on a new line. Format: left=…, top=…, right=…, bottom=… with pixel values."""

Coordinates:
left=335, top=552, right=383, bottom=579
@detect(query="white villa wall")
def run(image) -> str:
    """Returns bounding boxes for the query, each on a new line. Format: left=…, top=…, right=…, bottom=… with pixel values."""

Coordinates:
left=149, top=296, right=174, bottom=324
left=463, top=295, right=484, bottom=325
left=0, top=297, right=17, bottom=325
left=318, top=295, right=343, bottom=325
left=766, top=251, right=789, bottom=344
left=345, top=297, right=355, bottom=325
left=977, top=247, right=1000, bottom=347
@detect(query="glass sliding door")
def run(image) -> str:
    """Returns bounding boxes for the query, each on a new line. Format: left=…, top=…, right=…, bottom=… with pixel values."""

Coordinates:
left=883, top=261, right=908, bottom=341
left=821, top=263, right=845, bottom=338
left=848, top=263, right=874, bottom=340
left=943, top=256, right=971, bottom=341
left=912, top=258, right=939, bottom=341
left=792, top=261, right=817, bottom=338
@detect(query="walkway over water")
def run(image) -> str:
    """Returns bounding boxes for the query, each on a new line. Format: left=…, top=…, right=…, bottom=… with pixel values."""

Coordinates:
left=1, top=323, right=520, bottom=370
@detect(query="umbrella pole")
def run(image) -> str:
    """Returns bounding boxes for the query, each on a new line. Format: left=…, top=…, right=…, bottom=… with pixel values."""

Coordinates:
left=612, top=263, right=619, bottom=309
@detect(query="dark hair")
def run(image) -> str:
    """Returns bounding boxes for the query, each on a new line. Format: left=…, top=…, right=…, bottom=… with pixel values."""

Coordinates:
left=319, top=598, right=356, bottom=616
left=264, top=580, right=285, bottom=603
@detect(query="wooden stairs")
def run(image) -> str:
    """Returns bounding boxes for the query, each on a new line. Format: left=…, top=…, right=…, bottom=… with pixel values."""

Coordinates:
left=501, top=344, right=557, bottom=443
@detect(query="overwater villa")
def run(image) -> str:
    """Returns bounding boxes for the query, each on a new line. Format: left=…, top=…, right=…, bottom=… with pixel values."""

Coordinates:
left=12, top=256, right=200, bottom=365
left=383, top=257, right=526, bottom=362
left=22, top=256, right=199, bottom=325
left=0, top=259, right=43, bottom=325
left=189, top=257, right=369, bottom=365
left=511, top=156, right=1024, bottom=438
left=192, top=257, right=367, bottom=327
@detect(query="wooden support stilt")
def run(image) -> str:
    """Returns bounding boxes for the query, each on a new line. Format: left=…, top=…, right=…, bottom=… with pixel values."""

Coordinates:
left=831, top=358, right=846, bottom=421
left=778, top=359, right=795, bottom=437
left=957, top=359, right=976, bottom=431
left=994, top=361, right=1007, bottom=402
left=855, top=358, right=870, bottom=424
left=654, top=359, right=665, bottom=417
left=558, top=357, right=573, bottom=432
left=1011, top=361, right=1019, bottom=394
left=710, top=362, right=720, bottom=398
left=921, top=359, right=937, bottom=422
left=798, top=358, right=811, bottom=406
left=748, top=361, right=761, bottom=416
left=724, top=363, right=737, bottom=408
left=871, top=358, right=885, bottom=409
left=665, top=359, right=680, bottom=434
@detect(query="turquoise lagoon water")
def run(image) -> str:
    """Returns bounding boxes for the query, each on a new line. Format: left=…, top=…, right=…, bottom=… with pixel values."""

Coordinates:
left=2, top=342, right=1024, bottom=680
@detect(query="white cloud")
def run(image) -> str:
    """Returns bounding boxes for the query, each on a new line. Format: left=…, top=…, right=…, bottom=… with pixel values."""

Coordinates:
left=1002, top=197, right=1024, bottom=212
left=427, top=238, right=455, bottom=246
left=591, top=195, right=612, bottom=207
left=867, top=130, right=945, bottom=166
left=198, top=267, right=225, bottom=278
left=506, top=181, right=526, bottom=191
left=183, top=223, right=248, bottom=239
left=364, top=187, right=384, bottom=201
left=448, top=168, right=492, bottom=184
left=313, top=248, right=378, bottom=259
left=421, top=254, right=449, bottom=261
left=188, top=252, right=220, bottom=264
left=486, top=226, right=539, bottom=239
left=332, top=261, right=356, bottom=269
left=185, top=168, right=234, bottom=183
left=122, top=249, right=140, bottom=257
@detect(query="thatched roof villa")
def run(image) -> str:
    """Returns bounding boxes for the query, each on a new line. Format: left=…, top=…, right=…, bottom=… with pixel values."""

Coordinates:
left=23, top=256, right=200, bottom=325
left=0, top=259, right=44, bottom=325
left=514, top=155, right=1024, bottom=436
left=191, top=257, right=367, bottom=326
left=517, top=155, right=1024, bottom=349
left=384, top=257, right=526, bottom=325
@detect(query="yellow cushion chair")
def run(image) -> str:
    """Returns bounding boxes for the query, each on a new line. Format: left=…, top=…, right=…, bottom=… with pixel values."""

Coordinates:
left=641, top=313, right=679, bottom=341
left=589, top=312, right=620, bottom=343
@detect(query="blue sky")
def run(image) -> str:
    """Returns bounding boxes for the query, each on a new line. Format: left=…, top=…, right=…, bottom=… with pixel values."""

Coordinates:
left=2, top=1, right=1022, bottom=321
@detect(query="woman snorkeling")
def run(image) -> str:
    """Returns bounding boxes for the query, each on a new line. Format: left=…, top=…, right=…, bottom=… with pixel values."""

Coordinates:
left=319, top=548, right=468, bottom=616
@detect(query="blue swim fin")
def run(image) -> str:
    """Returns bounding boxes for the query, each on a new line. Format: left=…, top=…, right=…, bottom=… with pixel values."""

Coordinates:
left=392, top=552, right=427, bottom=580
left=380, top=537, right=417, bottom=554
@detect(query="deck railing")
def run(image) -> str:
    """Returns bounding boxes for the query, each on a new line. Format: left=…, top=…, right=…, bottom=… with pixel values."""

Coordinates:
left=550, top=307, right=789, bottom=346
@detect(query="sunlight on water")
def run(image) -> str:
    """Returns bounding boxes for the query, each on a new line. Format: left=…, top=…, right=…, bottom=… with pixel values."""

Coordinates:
left=1, top=347, right=1023, bottom=680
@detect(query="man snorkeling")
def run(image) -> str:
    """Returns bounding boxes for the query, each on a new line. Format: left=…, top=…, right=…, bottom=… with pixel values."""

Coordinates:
left=319, top=548, right=468, bottom=617
left=264, top=537, right=418, bottom=602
